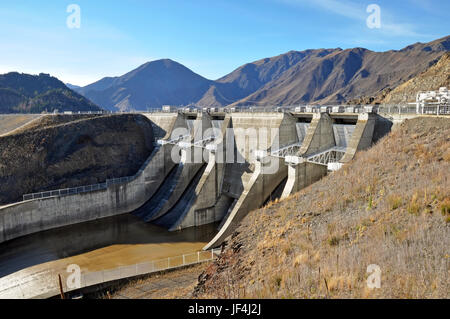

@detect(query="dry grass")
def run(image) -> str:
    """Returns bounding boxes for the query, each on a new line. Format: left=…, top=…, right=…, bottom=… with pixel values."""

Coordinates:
left=194, top=117, right=450, bottom=299
left=0, top=114, right=41, bottom=136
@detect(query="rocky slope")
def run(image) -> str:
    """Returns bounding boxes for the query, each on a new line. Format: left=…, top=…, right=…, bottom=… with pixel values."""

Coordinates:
left=0, top=73, right=102, bottom=114
left=194, top=117, right=450, bottom=299
left=0, top=114, right=154, bottom=205
left=350, top=51, right=450, bottom=105
left=383, top=52, right=450, bottom=103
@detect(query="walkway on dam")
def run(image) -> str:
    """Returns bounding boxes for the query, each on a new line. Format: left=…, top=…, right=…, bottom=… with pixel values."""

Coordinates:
left=111, top=263, right=207, bottom=299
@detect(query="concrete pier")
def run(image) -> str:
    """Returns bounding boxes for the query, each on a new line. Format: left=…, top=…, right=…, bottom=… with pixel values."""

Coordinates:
left=340, top=113, right=376, bottom=163
left=280, top=157, right=327, bottom=200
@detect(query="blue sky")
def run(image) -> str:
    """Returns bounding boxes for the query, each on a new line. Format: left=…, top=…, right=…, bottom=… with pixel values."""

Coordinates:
left=0, top=0, right=448, bottom=86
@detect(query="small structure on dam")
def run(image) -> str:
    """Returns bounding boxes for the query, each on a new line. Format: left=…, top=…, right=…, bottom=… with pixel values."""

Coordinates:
left=0, top=109, right=392, bottom=250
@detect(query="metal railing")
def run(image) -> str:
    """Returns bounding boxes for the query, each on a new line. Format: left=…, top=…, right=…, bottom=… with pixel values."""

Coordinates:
left=80, top=248, right=221, bottom=290
left=4, top=102, right=450, bottom=116
left=377, top=104, right=450, bottom=115
left=23, top=183, right=108, bottom=201
left=0, top=248, right=221, bottom=299
left=270, top=142, right=303, bottom=158
left=22, top=147, right=160, bottom=202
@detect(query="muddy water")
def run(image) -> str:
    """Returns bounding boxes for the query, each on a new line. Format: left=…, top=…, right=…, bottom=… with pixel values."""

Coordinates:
left=0, top=213, right=217, bottom=278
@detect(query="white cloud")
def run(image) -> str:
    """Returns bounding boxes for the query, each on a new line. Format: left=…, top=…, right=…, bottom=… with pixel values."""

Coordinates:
left=282, top=0, right=363, bottom=20
left=277, top=0, right=430, bottom=38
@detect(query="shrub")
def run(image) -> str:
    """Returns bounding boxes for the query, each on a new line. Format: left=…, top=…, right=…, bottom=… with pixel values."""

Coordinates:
left=388, top=195, right=403, bottom=210
left=328, top=236, right=340, bottom=246
left=440, top=199, right=450, bottom=216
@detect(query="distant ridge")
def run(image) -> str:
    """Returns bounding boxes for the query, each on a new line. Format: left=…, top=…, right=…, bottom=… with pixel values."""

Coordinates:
left=72, top=35, right=450, bottom=110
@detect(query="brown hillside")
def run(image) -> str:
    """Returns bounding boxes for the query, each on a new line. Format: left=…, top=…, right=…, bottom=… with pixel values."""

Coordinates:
left=194, top=117, right=450, bottom=299
left=383, top=52, right=450, bottom=103
left=0, top=114, right=154, bottom=205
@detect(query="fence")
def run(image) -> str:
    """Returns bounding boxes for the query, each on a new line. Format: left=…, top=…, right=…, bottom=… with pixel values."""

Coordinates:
left=23, top=183, right=108, bottom=201
left=80, top=248, right=221, bottom=289
left=163, top=104, right=450, bottom=114
left=5, top=103, right=450, bottom=116
left=22, top=147, right=160, bottom=202
left=0, top=248, right=221, bottom=299
left=377, top=104, right=450, bottom=115
left=22, top=176, right=140, bottom=202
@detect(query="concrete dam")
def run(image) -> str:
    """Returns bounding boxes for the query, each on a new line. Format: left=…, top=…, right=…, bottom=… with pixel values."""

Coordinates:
left=0, top=110, right=392, bottom=251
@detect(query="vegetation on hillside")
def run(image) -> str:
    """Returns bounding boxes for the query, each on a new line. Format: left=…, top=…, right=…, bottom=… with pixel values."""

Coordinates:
left=0, top=72, right=101, bottom=113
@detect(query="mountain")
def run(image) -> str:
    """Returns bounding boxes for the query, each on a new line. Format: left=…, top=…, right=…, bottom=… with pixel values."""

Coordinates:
left=231, top=35, right=450, bottom=106
left=0, top=73, right=102, bottom=114
left=75, top=59, right=212, bottom=111
left=198, top=49, right=338, bottom=106
left=74, top=35, right=450, bottom=110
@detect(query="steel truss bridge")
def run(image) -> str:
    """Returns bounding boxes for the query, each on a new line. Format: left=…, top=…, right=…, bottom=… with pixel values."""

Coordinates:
left=306, top=147, right=347, bottom=166
left=265, top=143, right=348, bottom=167
left=270, top=142, right=303, bottom=158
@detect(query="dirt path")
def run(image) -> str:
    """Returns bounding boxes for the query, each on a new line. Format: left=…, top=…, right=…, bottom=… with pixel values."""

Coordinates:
left=109, top=263, right=208, bottom=299
left=0, top=115, right=42, bottom=137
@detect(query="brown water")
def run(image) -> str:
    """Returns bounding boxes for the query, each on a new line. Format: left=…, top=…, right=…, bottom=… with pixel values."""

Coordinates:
left=0, top=213, right=218, bottom=278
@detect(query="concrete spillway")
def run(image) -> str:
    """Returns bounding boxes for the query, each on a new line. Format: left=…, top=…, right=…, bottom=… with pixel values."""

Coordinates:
left=296, top=122, right=309, bottom=144
left=133, top=163, right=183, bottom=221
left=333, top=124, right=355, bottom=148
left=0, top=110, right=392, bottom=250
left=153, top=164, right=207, bottom=228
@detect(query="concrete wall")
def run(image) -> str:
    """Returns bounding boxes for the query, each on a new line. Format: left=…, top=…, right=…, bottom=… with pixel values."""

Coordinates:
left=299, top=113, right=336, bottom=156
left=340, top=113, right=376, bottom=163
left=221, top=112, right=296, bottom=199
left=281, top=160, right=328, bottom=200
left=204, top=157, right=287, bottom=250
